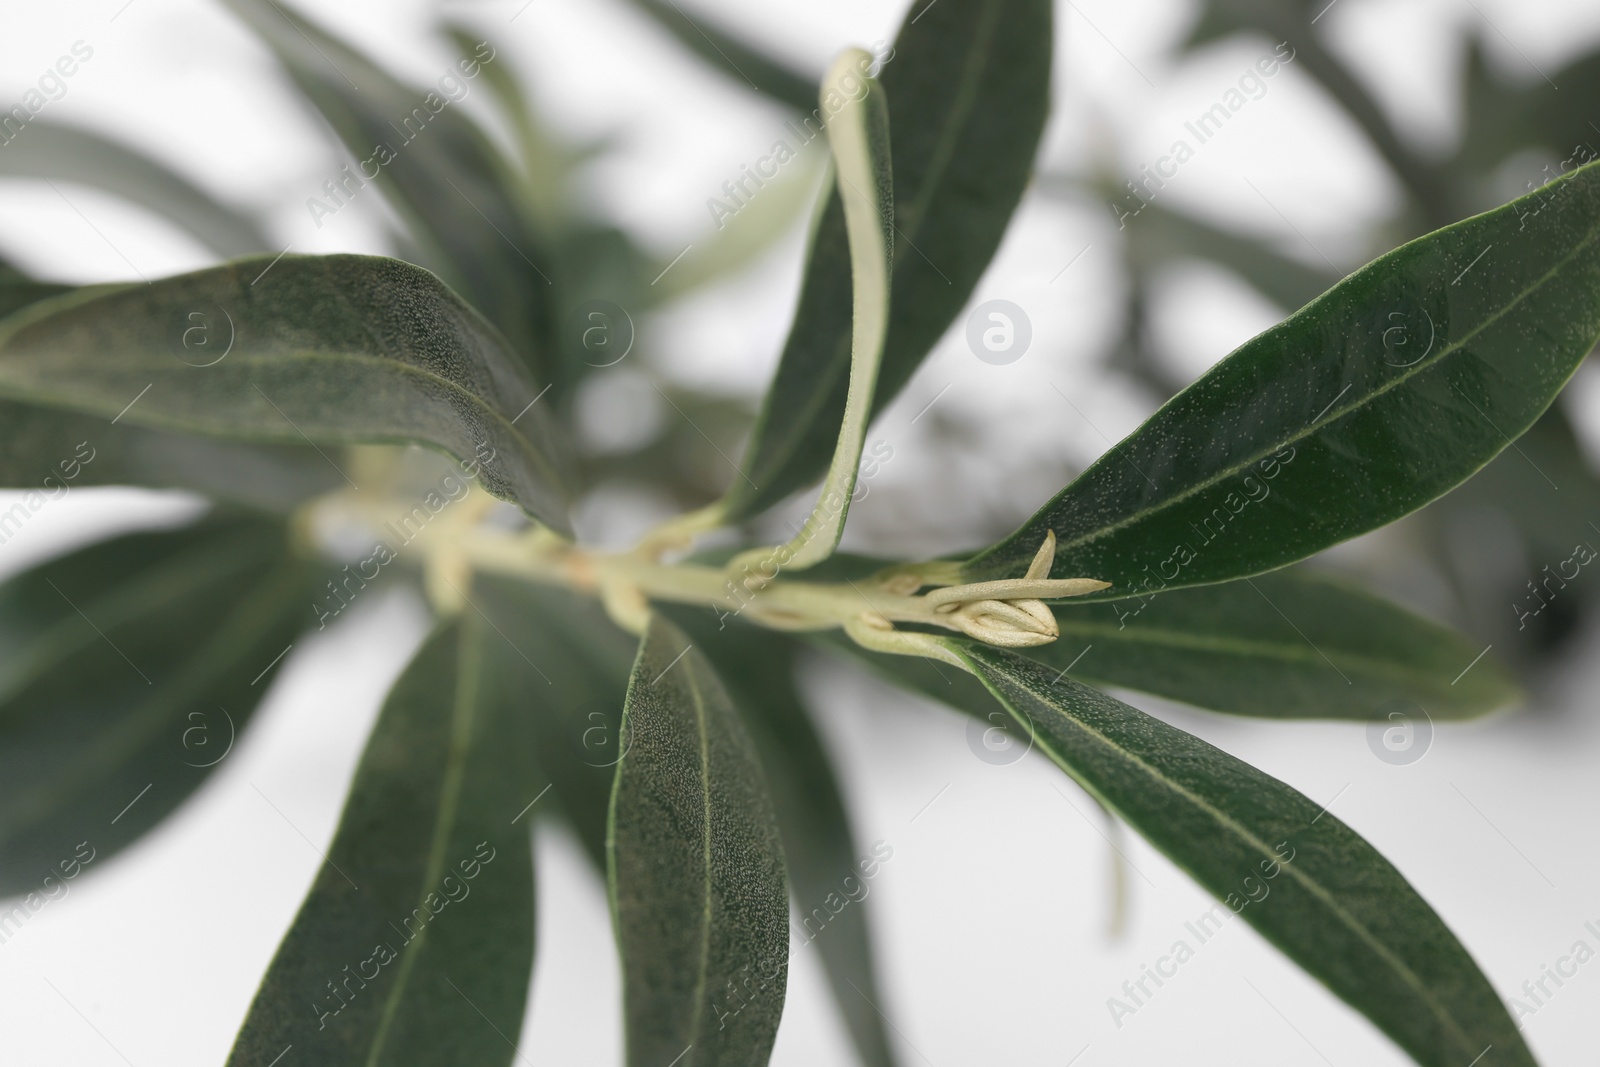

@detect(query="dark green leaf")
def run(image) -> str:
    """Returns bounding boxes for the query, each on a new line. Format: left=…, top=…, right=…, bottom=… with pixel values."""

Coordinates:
left=0, top=121, right=271, bottom=257
left=621, top=0, right=818, bottom=111
left=227, top=614, right=537, bottom=1066
left=1028, top=568, right=1518, bottom=719
left=725, top=0, right=1053, bottom=518
left=956, top=644, right=1535, bottom=1067
left=0, top=254, right=574, bottom=532
left=472, top=576, right=639, bottom=872
left=0, top=399, right=343, bottom=510
left=221, top=0, right=557, bottom=380
left=0, top=260, right=338, bottom=511
left=0, top=513, right=317, bottom=895
left=666, top=607, right=899, bottom=1067
left=609, top=615, right=788, bottom=1067
left=967, top=160, right=1600, bottom=591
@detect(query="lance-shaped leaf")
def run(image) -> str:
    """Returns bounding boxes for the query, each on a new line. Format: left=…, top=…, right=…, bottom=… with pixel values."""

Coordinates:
left=724, top=0, right=1052, bottom=519
left=0, top=121, right=271, bottom=257
left=966, top=159, right=1600, bottom=590
left=0, top=254, right=574, bottom=532
left=609, top=615, right=789, bottom=1067
left=227, top=614, right=537, bottom=1066
left=1027, top=568, right=1518, bottom=720
left=0, top=400, right=342, bottom=510
left=621, top=0, right=818, bottom=111
left=472, top=576, right=638, bottom=872
left=0, top=513, right=318, bottom=896
left=952, top=644, right=1535, bottom=1067
left=739, top=48, right=893, bottom=570
left=665, top=606, right=899, bottom=1067
left=221, top=0, right=556, bottom=379
left=0, top=260, right=336, bottom=510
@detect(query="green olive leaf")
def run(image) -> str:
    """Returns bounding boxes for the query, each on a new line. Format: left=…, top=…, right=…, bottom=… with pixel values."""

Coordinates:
left=0, top=399, right=342, bottom=510
left=1028, top=568, right=1519, bottom=720
left=471, top=576, right=638, bottom=873
left=608, top=615, right=789, bottom=1067
left=664, top=606, right=900, bottom=1067
left=0, top=260, right=335, bottom=510
left=0, top=513, right=318, bottom=896
left=0, top=254, right=575, bottom=532
left=968, top=159, right=1600, bottom=592
left=955, top=643, right=1536, bottom=1067
left=0, top=257, right=72, bottom=320
left=227, top=613, right=538, bottom=1066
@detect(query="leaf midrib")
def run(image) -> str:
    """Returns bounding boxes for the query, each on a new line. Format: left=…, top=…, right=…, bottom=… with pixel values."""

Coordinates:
left=685, top=643, right=715, bottom=1059
left=1039, top=200, right=1600, bottom=567
left=964, top=649, right=1486, bottom=1061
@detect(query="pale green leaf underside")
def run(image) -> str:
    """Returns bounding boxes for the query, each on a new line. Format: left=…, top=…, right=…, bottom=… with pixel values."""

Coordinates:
left=754, top=48, right=893, bottom=570
left=723, top=0, right=1052, bottom=519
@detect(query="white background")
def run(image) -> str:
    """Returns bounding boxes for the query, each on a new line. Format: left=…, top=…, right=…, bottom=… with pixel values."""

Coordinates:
left=1, top=0, right=1599, bottom=1064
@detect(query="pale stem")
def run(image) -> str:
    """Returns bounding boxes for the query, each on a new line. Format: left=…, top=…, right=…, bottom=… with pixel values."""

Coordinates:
left=303, top=489, right=1110, bottom=663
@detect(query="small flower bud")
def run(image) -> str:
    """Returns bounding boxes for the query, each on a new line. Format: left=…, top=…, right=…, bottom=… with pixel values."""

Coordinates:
left=950, top=599, right=1058, bottom=647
